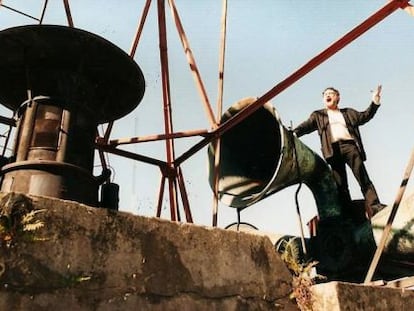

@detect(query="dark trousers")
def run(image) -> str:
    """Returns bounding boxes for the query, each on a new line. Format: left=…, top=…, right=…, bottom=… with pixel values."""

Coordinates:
left=327, top=140, right=380, bottom=212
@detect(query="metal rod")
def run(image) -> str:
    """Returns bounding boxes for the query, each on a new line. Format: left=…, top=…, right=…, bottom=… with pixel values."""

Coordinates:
left=292, top=131, right=307, bottom=256
left=216, top=0, right=227, bottom=120
left=156, top=175, right=166, bottom=217
left=177, top=166, right=193, bottom=222
left=212, top=0, right=228, bottom=227
left=103, top=122, right=114, bottom=143
left=15, top=101, right=37, bottom=162
left=364, top=147, right=414, bottom=284
left=212, top=140, right=221, bottom=227
left=173, top=176, right=181, bottom=222
left=1, top=125, right=13, bottom=157
left=168, top=173, right=178, bottom=221
left=95, top=143, right=166, bottom=167
left=214, top=0, right=407, bottom=141
left=38, top=0, right=49, bottom=24
left=107, top=128, right=209, bottom=146
left=63, top=0, right=74, bottom=27
left=0, top=4, right=40, bottom=21
left=167, top=0, right=217, bottom=128
left=158, top=0, right=178, bottom=221
left=56, top=110, right=71, bottom=162
left=0, top=116, right=16, bottom=127
left=129, top=0, right=152, bottom=58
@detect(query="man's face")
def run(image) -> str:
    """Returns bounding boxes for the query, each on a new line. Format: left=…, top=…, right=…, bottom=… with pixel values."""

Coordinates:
left=323, top=89, right=340, bottom=109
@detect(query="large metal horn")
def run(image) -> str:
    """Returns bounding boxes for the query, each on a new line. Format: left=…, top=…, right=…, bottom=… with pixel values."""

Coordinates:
left=208, top=97, right=341, bottom=220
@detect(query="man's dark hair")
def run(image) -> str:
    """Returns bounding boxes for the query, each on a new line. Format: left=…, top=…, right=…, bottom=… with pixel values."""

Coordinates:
left=322, top=87, right=340, bottom=96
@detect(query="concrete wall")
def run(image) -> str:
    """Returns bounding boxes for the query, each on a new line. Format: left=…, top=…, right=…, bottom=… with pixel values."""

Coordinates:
left=312, top=281, right=414, bottom=311
left=0, top=192, right=297, bottom=310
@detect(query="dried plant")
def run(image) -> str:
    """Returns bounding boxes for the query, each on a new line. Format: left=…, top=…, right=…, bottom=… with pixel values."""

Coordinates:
left=0, top=194, right=46, bottom=247
left=278, top=237, right=325, bottom=311
left=21, top=209, right=46, bottom=232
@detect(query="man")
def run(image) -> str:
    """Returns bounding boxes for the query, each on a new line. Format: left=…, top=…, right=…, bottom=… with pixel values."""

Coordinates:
left=293, top=85, right=382, bottom=218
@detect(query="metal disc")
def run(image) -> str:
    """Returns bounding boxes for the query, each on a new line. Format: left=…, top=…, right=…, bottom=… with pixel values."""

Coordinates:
left=0, top=24, right=145, bottom=123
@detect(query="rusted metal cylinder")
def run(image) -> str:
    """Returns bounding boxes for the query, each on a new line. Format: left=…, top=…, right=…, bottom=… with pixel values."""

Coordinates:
left=1, top=96, right=98, bottom=205
left=1, top=161, right=98, bottom=205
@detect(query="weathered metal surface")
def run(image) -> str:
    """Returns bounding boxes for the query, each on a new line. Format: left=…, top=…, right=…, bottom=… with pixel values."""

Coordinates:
left=0, top=25, right=146, bottom=206
left=207, top=97, right=342, bottom=219
left=0, top=97, right=100, bottom=206
left=1, top=161, right=99, bottom=206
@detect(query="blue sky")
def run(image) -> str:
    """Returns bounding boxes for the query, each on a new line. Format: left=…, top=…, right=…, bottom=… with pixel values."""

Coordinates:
left=1, top=1, right=414, bottom=236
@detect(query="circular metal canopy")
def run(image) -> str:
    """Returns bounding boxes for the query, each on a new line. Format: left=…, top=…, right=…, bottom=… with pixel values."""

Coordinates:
left=0, top=24, right=145, bottom=123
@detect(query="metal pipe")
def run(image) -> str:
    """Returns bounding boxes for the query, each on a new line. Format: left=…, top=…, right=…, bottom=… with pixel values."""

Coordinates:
left=107, top=128, right=209, bottom=146
left=177, top=166, right=193, bottom=222
left=156, top=175, right=166, bottom=217
left=95, top=143, right=166, bottom=167
left=167, top=0, right=216, bottom=128
left=63, top=0, right=74, bottom=27
left=158, top=0, right=178, bottom=220
left=212, top=0, right=228, bottom=227
left=129, top=0, right=152, bottom=58
left=15, top=100, right=37, bottom=162
left=56, top=110, right=71, bottom=162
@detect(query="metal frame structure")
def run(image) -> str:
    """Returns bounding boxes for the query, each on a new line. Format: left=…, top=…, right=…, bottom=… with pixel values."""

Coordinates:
left=0, top=0, right=410, bottom=215
left=0, top=2, right=412, bottom=276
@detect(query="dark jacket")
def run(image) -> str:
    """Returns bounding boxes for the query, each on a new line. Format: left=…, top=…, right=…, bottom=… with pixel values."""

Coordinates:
left=293, top=102, right=380, bottom=161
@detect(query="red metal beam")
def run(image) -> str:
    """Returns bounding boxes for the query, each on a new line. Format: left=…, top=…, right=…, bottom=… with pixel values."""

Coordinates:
left=168, top=0, right=217, bottom=128
left=129, top=0, right=152, bottom=58
left=157, top=0, right=179, bottom=221
left=215, top=0, right=409, bottom=139
left=106, top=128, right=209, bottom=146
left=62, top=0, right=74, bottom=27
